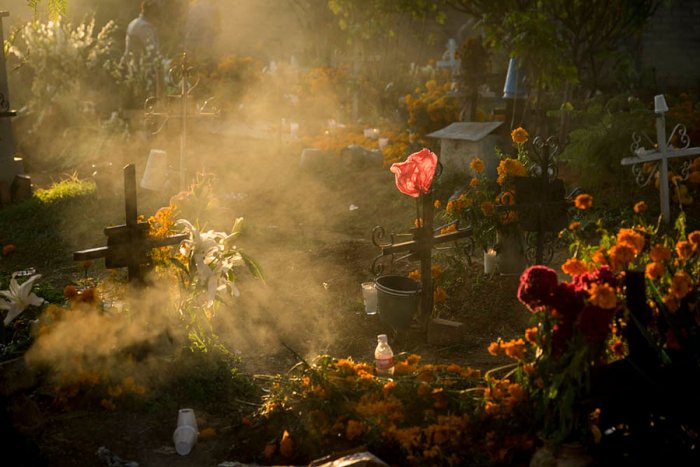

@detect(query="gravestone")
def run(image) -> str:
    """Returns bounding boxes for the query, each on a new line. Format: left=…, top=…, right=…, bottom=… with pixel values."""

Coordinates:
left=0, top=12, right=24, bottom=192
left=426, top=122, right=503, bottom=178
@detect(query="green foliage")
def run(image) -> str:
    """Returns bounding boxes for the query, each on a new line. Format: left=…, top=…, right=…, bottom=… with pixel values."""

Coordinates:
left=26, top=0, right=68, bottom=20
left=558, top=95, right=651, bottom=196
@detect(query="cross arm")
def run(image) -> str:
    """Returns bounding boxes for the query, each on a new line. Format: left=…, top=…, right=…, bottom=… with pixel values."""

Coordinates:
left=621, top=147, right=700, bottom=166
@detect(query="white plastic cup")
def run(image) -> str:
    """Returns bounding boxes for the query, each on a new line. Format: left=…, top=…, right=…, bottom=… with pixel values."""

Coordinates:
left=177, top=408, right=198, bottom=431
left=173, top=425, right=197, bottom=456
left=361, top=282, right=378, bottom=315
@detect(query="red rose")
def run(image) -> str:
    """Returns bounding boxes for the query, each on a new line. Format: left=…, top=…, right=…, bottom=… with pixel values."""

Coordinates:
left=517, top=265, right=559, bottom=310
left=389, top=148, right=438, bottom=198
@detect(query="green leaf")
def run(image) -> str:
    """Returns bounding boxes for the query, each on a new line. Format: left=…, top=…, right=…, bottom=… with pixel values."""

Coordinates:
left=241, top=251, right=265, bottom=283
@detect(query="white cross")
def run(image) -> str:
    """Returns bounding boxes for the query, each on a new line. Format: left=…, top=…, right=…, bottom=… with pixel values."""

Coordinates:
left=621, top=94, right=700, bottom=223
left=437, top=38, right=461, bottom=77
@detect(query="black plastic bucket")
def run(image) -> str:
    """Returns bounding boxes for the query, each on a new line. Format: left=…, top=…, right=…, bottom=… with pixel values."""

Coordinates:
left=375, top=275, right=421, bottom=331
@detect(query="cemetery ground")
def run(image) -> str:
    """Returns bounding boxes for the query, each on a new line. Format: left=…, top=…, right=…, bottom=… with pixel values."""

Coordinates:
left=0, top=129, right=545, bottom=466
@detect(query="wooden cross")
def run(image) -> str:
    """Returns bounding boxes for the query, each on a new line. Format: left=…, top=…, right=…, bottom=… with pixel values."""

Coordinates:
left=621, top=95, right=700, bottom=223
left=372, top=189, right=473, bottom=329
left=73, top=164, right=187, bottom=283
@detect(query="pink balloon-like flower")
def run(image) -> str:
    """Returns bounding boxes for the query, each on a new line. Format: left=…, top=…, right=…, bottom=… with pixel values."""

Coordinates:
left=389, top=148, right=438, bottom=198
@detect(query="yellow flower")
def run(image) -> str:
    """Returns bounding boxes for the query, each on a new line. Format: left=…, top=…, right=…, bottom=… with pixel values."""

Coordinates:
left=633, top=201, right=647, bottom=213
left=470, top=157, right=485, bottom=174
left=511, top=127, right=529, bottom=145
left=575, top=194, right=593, bottom=209
left=562, top=258, right=588, bottom=276
left=589, top=283, right=617, bottom=309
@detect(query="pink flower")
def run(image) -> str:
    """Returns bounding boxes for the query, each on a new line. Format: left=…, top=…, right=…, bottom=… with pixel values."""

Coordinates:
left=389, top=148, right=438, bottom=197
left=517, top=265, right=559, bottom=310
left=572, top=266, right=616, bottom=293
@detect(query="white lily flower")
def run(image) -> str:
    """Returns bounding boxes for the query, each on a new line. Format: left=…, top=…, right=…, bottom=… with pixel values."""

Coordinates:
left=0, top=273, right=46, bottom=326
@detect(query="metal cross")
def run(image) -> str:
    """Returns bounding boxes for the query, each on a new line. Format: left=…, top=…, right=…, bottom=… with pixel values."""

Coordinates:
left=621, top=95, right=700, bottom=224
left=73, top=164, right=187, bottom=283
left=144, top=53, right=219, bottom=191
left=372, top=189, right=473, bottom=330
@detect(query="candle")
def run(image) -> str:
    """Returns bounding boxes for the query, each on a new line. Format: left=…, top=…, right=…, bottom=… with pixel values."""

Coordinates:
left=484, top=248, right=497, bottom=275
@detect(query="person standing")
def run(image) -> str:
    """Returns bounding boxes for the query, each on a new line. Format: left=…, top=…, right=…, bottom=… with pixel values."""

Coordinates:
left=125, top=0, right=160, bottom=59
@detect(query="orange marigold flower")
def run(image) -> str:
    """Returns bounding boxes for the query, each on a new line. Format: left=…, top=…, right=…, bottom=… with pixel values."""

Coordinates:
left=511, top=127, right=529, bottom=145
left=617, top=228, right=645, bottom=254
left=280, top=430, right=294, bottom=459
left=522, top=363, right=536, bottom=375
left=676, top=241, right=693, bottom=260
left=383, top=381, right=396, bottom=392
left=417, top=382, right=432, bottom=397
left=484, top=400, right=500, bottom=415
left=592, top=249, right=608, bottom=266
left=408, top=269, right=420, bottom=281
left=611, top=340, right=626, bottom=357
left=663, top=294, right=680, bottom=313
left=562, top=258, right=588, bottom=276
left=345, top=419, right=364, bottom=441
left=688, top=230, right=700, bottom=245
left=2, top=244, right=16, bottom=256
left=670, top=271, right=693, bottom=299
left=609, top=244, right=635, bottom=271
left=488, top=341, right=501, bottom=356
left=508, top=383, right=527, bottom=402
left=480, top=201, right=494, bottom=216
left=64, top=285, right=78, bottom=299
left=470, top=177, right=480, bottom=188
left=524, top=327, right=538, bottom=344
left=434, top=199, right=441, bottom=209
left=263, top=443, right=276, bottom=459
left=645, top=262, right=665, bottom=280
left=434, top=286, right=447, bottom=303
left=470, top=157, right=486, bottom=174
left=589, top=283, right=617, bottom=309
left=650, top=244, right=672, bottom=262
left=407, top=354, right=422, bottom=365
left=569, top=221, right=581, bottom=230
left=502, top=338, right=526, bottom=360
left=446, top=200, right=456, bottom=214
left=446, top=363, right=462, bottom=373
left=633, top=201, right=647, bottom=213
left=575, top=194, right=593, bottom=210
left=500, top=191, right=515, bottom=206
left=431, top=264, right=443, bottom=280
left=689, top=171, right=700, bottom=183
left=440, top=224, right=457, bottom=235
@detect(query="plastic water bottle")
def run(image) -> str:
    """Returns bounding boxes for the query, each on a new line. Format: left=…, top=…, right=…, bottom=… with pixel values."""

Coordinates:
left=375, top=334, right=394, bottom=376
